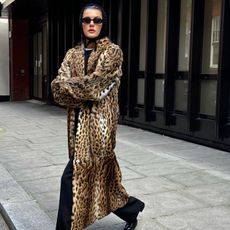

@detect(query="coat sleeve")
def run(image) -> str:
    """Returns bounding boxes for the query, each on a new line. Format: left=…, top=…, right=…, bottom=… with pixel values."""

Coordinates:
left=51, top=48, right=84, bottom=108
left=51, top=44, right=123, bottom=106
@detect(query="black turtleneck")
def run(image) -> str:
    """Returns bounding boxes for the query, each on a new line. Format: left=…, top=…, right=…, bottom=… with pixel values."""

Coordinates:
left=84, top=48, right=93, bottom=75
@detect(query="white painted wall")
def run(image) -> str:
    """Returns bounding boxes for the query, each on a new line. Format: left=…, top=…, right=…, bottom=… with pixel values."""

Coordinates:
left=0, top=18, right=10, bottom=96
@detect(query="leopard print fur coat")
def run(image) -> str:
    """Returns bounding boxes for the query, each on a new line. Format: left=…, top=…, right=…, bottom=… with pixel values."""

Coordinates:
left=51, top=37, right=129, bottom=230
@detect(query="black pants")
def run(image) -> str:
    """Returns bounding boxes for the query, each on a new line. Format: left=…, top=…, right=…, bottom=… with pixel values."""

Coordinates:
left=56, top=160, right=144, bottom=230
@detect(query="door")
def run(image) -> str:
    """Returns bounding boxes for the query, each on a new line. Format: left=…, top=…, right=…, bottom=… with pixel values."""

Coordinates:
left=32, top=22, right=48, bottom=100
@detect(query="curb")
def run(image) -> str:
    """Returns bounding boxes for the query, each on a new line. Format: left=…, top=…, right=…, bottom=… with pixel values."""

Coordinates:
left=0, top=164, right=55, bottom=230
left=0, top=202, right=16, bottom=230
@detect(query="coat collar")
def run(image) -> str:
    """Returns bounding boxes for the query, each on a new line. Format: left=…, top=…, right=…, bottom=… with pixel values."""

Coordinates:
left=75, top=37, right=112, bottom=75
left=76, top=37, right=111, bottom=52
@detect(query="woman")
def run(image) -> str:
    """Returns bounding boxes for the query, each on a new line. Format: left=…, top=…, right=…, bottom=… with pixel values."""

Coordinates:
left=51, top=3, right=145, bottom=230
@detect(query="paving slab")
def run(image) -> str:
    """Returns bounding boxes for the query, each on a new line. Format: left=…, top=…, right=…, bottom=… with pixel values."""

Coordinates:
left=157, top=206, right=230, bottom=230
left=184, top=182, right=230, bottom=206
left=0, top=164, right=55, bottom=230
left=123, top=175, right=184, bottom=196
left=3, top=201, right=55, bottom=230
left=164, top=170, right=228, bottom=187
left=9, top=164, right=65, bottom=182
left=127, top=160, right=199, bottom=177
left=139, top=191, right=207, bottom=219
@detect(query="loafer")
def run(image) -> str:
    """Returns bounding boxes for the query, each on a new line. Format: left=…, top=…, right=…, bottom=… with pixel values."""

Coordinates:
left=124, top=219, right=138, bottom=230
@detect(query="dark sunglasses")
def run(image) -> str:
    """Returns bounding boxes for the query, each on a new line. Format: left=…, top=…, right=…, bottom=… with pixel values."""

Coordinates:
left=82, top=17, right=103, bottom=24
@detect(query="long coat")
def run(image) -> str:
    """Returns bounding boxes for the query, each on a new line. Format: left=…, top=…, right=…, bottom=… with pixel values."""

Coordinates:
left=51, top=37, right=129, bottom=230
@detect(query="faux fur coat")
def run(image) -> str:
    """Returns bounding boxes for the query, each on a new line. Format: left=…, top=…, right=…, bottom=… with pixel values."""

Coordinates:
left=51, top=37, right=129, bottom=230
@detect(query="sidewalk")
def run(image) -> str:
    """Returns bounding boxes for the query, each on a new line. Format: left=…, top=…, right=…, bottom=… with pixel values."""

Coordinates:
left=1, top=100, right=230, bottom=230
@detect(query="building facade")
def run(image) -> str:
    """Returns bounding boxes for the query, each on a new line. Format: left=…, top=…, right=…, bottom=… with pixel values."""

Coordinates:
left=1, top=0, right=230, bottom=151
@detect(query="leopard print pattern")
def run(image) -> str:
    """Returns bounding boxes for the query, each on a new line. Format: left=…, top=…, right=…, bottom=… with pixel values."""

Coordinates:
left=51, top=37, right=129, bottom=230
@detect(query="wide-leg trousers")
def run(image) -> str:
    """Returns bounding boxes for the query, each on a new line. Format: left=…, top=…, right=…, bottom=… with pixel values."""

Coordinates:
left=56, top=160, right=144, bottom=230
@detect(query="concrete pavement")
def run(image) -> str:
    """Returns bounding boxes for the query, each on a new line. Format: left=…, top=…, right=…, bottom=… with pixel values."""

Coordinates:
left=1, top=100, right=230, bottom=230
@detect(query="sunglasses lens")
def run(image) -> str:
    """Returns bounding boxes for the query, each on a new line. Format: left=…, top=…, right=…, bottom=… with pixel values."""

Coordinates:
left=93, top=18, right=103, bottom=24
left=82, top=17, right=103, bottom=24
left=82, top=17, right=91, bottom=24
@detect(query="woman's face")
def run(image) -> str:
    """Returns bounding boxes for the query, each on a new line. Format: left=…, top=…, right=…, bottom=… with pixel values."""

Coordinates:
left=82, top=8, right=103, bottom=39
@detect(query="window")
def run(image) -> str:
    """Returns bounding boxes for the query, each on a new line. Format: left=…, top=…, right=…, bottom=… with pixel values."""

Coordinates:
left=137, top=0, right=147, bottom=106
left=202, top=0, right=221, bottom=74
left=200, top=0, right=222, bottom=116
left=155, top=0, right=167, bottom=74
left=174, top=0, right=192, bottom=112
left=139, top=0, right=147, bottom=71
left=154, top=0, right=167, bottom=108
left=178, top=0, right=192, bottom=71
left=210, top=16, right=220, bottom=68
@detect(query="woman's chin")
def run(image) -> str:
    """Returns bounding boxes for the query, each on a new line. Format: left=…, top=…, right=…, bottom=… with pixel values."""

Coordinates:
left=85, top=34, right=98, bottom=39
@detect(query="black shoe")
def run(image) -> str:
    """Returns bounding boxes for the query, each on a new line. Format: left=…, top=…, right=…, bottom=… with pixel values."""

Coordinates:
left=139, top=200, right=145, bottom=212
left=123, top=202, right=144, bottom=230
left=124, top=219, right=138, bottom=230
